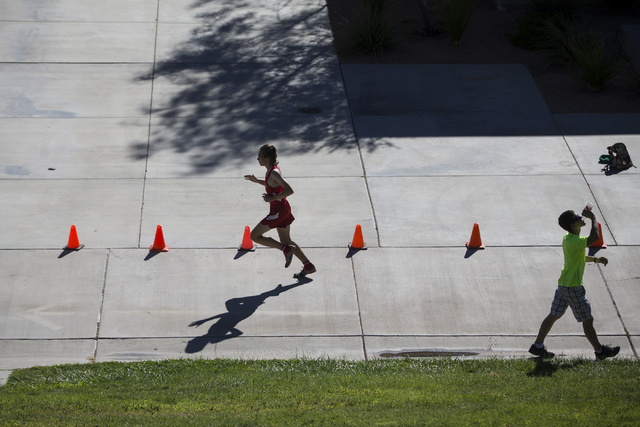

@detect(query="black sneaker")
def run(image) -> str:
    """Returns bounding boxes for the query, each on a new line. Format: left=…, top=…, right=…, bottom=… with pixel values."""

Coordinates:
left=529, top=344, right=555, bottom=359
left=595, top=345, right=620, bottom=360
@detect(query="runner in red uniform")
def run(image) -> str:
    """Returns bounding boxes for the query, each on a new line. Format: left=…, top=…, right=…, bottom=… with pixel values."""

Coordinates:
left=244, top=144, right=316, bottom=278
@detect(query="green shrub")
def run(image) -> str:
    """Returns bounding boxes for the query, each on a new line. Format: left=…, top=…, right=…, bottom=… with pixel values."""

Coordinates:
left=567, top=39, right=624, bottom=91
left=506, top=0, right=580, bottom=50
left=543, top=18, right=592, bottom=65
left=545, top=20, right=624, bottom=91
left=440, top=0, right=477, bottom=46
left=336, top=0, right=398, bottom=56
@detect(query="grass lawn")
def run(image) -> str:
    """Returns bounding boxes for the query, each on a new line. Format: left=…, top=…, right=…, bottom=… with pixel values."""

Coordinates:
left=1, top=357, right=639, bottom=426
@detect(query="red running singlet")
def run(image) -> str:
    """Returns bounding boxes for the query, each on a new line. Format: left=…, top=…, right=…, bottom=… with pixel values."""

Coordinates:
left=260, top=165, right=295, bottom=229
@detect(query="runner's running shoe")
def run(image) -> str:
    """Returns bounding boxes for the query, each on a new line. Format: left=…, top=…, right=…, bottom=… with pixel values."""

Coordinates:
left=283, top=245, right=294, bottom=268
left=294, top=264, right=316, bottom=279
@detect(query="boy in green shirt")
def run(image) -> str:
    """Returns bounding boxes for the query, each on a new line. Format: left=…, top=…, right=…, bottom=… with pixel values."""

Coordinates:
left=529, top=208, right=620, bottom=360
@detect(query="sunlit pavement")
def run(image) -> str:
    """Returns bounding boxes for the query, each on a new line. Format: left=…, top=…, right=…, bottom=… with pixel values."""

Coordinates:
left=1, top=0, right=639, bottom=370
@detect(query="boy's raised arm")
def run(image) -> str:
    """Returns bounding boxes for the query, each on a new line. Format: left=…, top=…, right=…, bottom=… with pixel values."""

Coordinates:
left=582, top=209, right=599, bottom=246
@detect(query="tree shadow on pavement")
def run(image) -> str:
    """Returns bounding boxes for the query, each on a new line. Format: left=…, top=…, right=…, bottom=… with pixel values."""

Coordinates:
left=185, top=281, right=309, bottom=353
left=133, top=0, right=361, bottom=176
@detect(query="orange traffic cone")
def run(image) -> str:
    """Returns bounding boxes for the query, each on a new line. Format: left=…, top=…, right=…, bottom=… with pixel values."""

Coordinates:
left=349, top=224, right=367, bottom=250
left=149, top=225, right=169, bottom=252
left=466, top=223, right=485, bottom=249
left=589, top=222, right=607, bottom=248
left=238, top=225, right=256, bottom=251
left=64, top=225, right=84, bottom=250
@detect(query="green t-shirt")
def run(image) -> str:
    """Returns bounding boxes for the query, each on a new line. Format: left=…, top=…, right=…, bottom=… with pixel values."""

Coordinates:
left=558, top=232, right=589, bottom=287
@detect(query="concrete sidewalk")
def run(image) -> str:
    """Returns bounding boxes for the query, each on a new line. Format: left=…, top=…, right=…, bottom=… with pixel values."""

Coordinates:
left=1, top=0, right=639, bottom=373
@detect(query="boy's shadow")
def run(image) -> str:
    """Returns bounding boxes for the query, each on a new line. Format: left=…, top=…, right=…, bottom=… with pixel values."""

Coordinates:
left=185, top=280, right=310, bottom=353
left=526, top=357, right=588, bottom=377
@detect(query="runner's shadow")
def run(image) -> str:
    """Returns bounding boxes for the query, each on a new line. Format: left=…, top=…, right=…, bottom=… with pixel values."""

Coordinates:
left=185, top=281, right=307, bottom=353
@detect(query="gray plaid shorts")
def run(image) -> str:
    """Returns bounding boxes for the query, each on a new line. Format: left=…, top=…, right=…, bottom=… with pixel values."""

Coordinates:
left=550, top=286, right=593, bottom=322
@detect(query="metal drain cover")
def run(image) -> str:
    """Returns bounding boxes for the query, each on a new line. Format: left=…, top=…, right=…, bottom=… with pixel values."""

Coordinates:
left=379, top=350, right=479, bottom=358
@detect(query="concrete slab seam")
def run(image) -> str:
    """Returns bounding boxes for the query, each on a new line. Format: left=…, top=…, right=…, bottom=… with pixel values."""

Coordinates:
left=93, top=249, right=111, bottom=362
left=138, top=0, right=161, bottom=248
left=0, top=338, right=98, bottom=341
left=2, top=244, right=624, bottom=251
left=553, top=115, right=618, bottom=245
left=349, top=254, right=368, bottom=360
left=359, top=334, right=632, bottom=337
left=597, top=264, right=638, bottom=358
left=338, top=62, right=381, bottom=247
left=22, top=335, right=635, bottom=342
left=94, top=335, right=367, bottom=340
left=0, top=62, right=156, bottom=65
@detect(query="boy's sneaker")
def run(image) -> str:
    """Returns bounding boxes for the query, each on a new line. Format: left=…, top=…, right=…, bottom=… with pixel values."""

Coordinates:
left=294, top=264, right=316, bottom=279
left=283, top=245, right=294, bottom=268
left=595, top=345, right=620, bottom=360
left=528, top=344, right=555, bottom=359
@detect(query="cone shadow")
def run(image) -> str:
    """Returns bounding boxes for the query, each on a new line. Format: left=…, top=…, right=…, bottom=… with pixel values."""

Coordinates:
left=58, top=249, right=75, bottom=259
left=234, top=250, right=253, bottom=260
left=144, top=251, right=162, bottom=261
left=464, top=247, right=483, bottom=258
left=346, top=247, right=366, bottom=258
